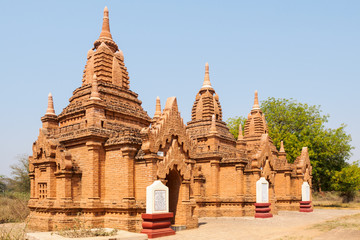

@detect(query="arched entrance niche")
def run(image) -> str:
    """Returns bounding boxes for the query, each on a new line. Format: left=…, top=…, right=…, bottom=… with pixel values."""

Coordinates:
left=165, top=166, right=182, bottom=224
left=156, top=138, right=197, bottom=228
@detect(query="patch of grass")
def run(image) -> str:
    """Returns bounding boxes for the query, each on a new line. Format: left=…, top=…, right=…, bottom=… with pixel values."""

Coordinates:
left=276, top=236, right=312, bottom=240
left=0, top=223, right=26, bottom=240
left=310, top=213, right=360, bottom=232
left=312, top=191, right=360, bottom=209
left=55, top=213, right=117, bottom=238
left=56, top=228, right=118, bottom=238
left=0, top=194, right=29, bottom=224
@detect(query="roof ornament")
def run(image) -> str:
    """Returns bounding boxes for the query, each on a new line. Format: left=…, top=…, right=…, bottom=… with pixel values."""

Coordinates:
left=252, top=90, right=260, bottom=110
left=201, top=62, right=212, bottom=89
left=90, top=74, right=101, bottom=100
left=45, top=93, right=56, bottom=116
left=280, top=141, right=285, bottom=153
left=99, top=6, right=112, bottom=40
left=209, top=114, right=218, bottom=134
left=238, top=123, right=243, bottom=140
left=154, top=96, right=162, bottom=119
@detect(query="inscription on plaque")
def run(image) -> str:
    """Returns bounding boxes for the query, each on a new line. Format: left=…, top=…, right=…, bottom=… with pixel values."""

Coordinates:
left=256, top=177, right=269, bottom=203
left=302, top=182, right=310, bottom=201
left=154, top=190, right=166, bottom=211
left=261, top=183, right=268, bottom=203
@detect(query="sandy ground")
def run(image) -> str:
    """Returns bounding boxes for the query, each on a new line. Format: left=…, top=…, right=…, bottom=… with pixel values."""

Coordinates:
left=1, top=209, right=359, bottom=240
left=160, top=209, right=360, bottom=240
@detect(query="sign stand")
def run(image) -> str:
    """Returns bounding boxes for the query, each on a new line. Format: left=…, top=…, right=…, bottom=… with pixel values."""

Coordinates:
left=299, top=182, right=313, bottom=212
left=254, top=177, right=273, bottom=218
left=141, top=180, right=175, bottom=238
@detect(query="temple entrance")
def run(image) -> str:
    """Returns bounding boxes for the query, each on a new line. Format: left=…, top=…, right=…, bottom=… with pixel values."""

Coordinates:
left=166, top=168, right=183, bottom=225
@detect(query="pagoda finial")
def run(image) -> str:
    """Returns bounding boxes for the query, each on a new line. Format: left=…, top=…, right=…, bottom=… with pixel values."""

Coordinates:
left=90, top=74, right=101, bottom=100
left=154, top=96, right=162, bottom=118
left=209, top=114, right=218, bottom=134
left=238, top=123, right=243, bottom=140
left=280, top=141, right=285, bottom=153
left=252, top=90, right=260, bottom=110
left=99, top=6, right=112, bottom=40
left=201, top=62, right=212, bottom=89
left=45, top=93, right=56, bottom=116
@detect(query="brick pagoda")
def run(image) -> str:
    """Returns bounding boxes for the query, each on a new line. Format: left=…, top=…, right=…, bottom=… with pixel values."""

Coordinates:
left=28, top=7, right=313, bottom=232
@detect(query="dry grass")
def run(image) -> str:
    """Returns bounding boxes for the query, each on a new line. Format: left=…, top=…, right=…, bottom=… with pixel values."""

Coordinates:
left=313, top=191, right=360, bottom=209
left=311, top=213, right=360, bottom=231
left=0, top=223, right=27, bottom=240
left=55, top=213, right=117, bottom=238
left=0, top=194, right=29, bottom=224
left=0, top=193, right=29, bottom=240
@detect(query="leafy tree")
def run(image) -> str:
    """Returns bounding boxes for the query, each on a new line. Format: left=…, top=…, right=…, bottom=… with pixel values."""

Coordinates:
left=332, top=161, right=360, bottom=202
left=226, top=98, right=353, bottom=191
left=0, top=175, right=6, bottom=193
left=9, top=155, right=30, bottom=193
left=226, top=116, right=247, bottom=139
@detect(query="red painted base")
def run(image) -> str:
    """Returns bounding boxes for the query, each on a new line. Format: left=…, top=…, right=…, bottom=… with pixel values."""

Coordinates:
left=141, top=212, right=175, bottom=239
left=299, top=201, right=313, bottom=212
left=254, top=203, right=273, bottom=218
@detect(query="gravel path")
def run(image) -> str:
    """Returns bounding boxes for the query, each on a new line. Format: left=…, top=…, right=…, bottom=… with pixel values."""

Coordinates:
left=160, top=209, right=360, bottom=240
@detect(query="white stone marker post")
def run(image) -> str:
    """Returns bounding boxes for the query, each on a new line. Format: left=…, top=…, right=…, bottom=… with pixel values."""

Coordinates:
left=146, top=180, right=169, bottom=214
left=299, top=181, right=313, bottom=212
left=141, top=180, right=175, bottom=238
left=254, top=177, right=272, bottom=218
left=301, top=181, right=310, bottom=201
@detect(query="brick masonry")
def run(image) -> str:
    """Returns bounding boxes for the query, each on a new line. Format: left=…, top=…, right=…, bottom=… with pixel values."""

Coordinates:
left=28, top=7, right=313, bottom=232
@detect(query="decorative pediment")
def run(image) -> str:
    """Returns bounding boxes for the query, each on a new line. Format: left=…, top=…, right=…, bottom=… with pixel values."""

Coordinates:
left=31, top=128, right=74, bottom=172
left=141, top=97, right=194, bottom=158
left=157, top=138, right=192, bottom=181
left=294, top=147, right=311, bottom=175
left=32, top=129, right=58, bottom=160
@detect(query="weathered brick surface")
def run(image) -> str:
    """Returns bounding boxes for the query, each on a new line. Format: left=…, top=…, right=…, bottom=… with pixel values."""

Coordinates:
left=28, top=7, right=313, bottom=232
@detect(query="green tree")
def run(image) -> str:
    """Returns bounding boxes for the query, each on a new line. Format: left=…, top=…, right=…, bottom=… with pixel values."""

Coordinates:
left=0, top=175, right=6, bottom=193
left=226, top=116, right=247, bottom=139
left=226, top=98, right=353, bottom=191
left=332, top=161, right=360, bottom=202
left=9, top=155, right=30, bottom=193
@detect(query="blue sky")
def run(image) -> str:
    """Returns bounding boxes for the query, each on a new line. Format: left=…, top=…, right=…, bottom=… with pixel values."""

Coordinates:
left=0, top=0, right=359, bottom=176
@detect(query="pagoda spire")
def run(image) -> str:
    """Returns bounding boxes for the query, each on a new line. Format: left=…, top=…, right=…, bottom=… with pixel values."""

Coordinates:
left=201, top=62, right=212, bottom=89
left=94, top=7, right=118, bottom=52
left=209, top=114, right=218, bottom=134
left=279, top=141, right=285, bottom=153
left=99, top=6, right=112, bottom=40
left=90, top=74, right=101, bottom=100
left=45, top=93, right=56, bottom=116
left=252, top=90, right=260, bottom=110
left=238, top=123, right=243, bottom=140
left=154, top=96, right=162, bottom=119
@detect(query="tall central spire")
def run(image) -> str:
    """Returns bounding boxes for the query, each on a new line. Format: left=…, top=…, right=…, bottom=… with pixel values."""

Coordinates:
left=201, top=62, right=212, bottom=89
left=252, top=90, right=260, bottom=110
left=93, top=6, right=118, bottom=52
left=99, top=6, right=112, bottom=40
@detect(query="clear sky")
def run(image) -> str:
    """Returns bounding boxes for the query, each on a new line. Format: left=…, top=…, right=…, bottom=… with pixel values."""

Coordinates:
left=0, top=0, right=359, bottom=177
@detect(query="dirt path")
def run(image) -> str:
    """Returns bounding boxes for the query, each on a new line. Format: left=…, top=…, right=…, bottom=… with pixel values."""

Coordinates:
left=160, top=209, right=360, bottom=240
left=1, top=209, right=359, bottom=240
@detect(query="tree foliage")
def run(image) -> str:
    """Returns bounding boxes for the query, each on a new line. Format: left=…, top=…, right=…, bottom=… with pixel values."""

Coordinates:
left=9, top=155, right=30, bottom=193
left=332, top=161, right=360, bottom=202
left=226, top=97, right=353, bottom=191
left=226, top=116, right=247, bottom=139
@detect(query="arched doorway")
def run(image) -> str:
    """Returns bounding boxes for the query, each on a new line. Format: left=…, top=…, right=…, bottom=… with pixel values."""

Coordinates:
left=166, top=168, right=183, bottom=225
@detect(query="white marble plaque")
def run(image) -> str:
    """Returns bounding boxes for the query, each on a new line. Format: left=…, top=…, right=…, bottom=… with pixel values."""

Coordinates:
left=154, top=190, right=166, bottom=211
left=261, top=183, right=268, bottom=203
left=256, top=177, right=269, bottom=203
left=302, top=182, right=310, bottom=201
left=146, top=180, right=169, bottom=214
